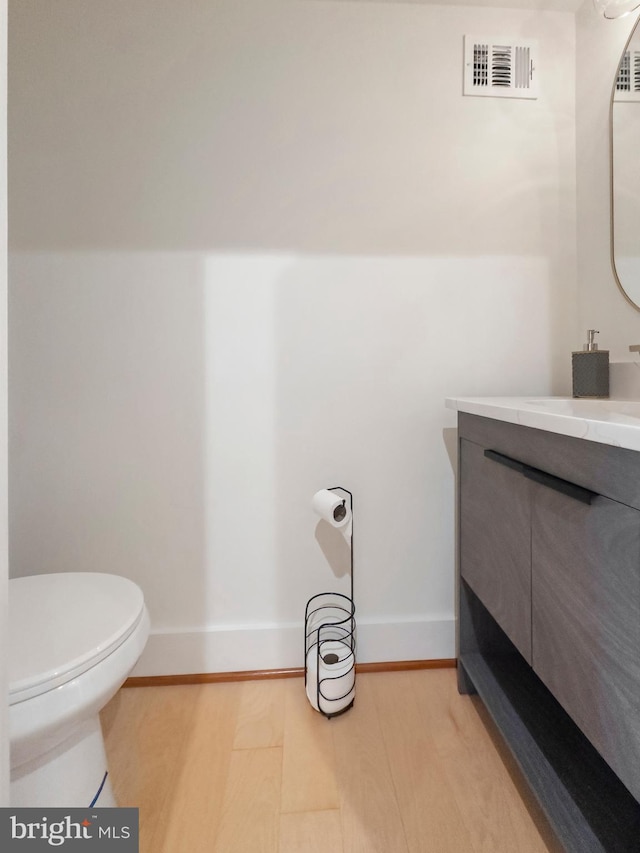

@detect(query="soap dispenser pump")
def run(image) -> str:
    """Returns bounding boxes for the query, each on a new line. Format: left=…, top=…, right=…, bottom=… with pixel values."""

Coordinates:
left=572, top=329, right=609, bottom=398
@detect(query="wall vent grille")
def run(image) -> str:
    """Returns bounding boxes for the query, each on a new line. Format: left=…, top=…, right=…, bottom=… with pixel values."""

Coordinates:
left=463, top=35, right=538, bottom=100
left=614, top=49, right=640, bottom=102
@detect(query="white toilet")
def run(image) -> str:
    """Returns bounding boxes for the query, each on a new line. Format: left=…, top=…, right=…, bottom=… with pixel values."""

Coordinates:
left=9, top=572, right=150, bottom=807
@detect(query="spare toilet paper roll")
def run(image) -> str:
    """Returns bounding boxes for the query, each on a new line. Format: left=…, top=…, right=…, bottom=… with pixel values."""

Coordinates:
left=312, top=489, right=351, bottom=529
left=306, top=639, right=355, bottom=714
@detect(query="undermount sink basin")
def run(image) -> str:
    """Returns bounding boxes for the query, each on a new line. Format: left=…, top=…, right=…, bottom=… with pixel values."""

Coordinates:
left=524, top=398, right=640, bottom=421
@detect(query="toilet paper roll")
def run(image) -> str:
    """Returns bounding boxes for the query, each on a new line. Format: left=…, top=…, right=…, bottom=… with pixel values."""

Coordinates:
left=305, top=639, right=355, bottom=714
left=312, top=489, right=351, bottom=529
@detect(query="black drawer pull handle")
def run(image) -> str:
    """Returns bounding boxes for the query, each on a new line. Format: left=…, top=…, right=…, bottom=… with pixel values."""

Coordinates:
left=483, top=449, right=525, bottom=474
left=522, top=466, right=597, bottom=505
left=484, top=449, right=598, bottom=505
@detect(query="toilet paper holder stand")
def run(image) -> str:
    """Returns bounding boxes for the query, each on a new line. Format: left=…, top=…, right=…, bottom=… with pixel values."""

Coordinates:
left=304, top=486, right=356, bottom=719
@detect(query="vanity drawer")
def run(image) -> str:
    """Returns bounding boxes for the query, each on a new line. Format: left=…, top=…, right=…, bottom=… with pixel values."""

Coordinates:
left=459, top=437, right=531, bottom=662
left=531, top=486, right=640, bottom=802
left=459, top=412, right=640, bottom=512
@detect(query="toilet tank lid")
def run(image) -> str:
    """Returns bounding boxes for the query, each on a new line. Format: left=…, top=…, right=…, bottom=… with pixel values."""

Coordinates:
left=9, top=572, right=146, bottom=703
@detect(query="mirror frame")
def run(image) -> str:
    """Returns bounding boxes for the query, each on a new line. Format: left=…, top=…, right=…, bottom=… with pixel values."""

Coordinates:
left=610, top=14, right=640, bottom=312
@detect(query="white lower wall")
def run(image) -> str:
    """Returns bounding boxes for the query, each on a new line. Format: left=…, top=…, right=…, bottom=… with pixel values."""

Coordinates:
left=8, top=1, right=577, bottom=675
left=10, top=249, right=569, bottom=673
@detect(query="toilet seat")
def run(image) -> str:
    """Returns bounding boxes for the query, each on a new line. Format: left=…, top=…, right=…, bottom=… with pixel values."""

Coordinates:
left=9, top=572, right=146, bottom=705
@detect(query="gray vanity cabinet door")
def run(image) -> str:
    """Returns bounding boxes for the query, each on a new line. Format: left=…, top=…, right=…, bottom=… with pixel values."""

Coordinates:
left=460, top=438, right=532, bottom=663
left=532, top=488, right=640, bottom=802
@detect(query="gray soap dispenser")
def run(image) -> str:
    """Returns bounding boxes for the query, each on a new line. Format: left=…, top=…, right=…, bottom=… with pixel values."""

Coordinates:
left=572, top=329, right=609, bottom=398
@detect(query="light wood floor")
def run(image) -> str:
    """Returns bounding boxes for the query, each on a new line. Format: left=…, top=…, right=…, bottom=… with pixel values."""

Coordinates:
left=101, top=668, right=562, bottom=853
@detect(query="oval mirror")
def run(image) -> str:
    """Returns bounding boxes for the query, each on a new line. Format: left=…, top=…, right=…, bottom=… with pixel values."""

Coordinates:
left=612, top=17, right=640, bottom=309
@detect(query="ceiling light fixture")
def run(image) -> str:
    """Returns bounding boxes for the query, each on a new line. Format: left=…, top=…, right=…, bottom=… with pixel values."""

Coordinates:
left=594, top=0, right=640, bottom=19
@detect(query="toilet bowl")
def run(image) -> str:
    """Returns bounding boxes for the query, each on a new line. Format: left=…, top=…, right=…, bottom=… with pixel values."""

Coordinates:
left=9, top=572, right=150, bottom=807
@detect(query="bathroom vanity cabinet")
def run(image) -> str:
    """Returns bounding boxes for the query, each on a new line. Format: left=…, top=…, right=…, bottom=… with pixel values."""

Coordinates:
left=455, top=408, right=640, bottom=852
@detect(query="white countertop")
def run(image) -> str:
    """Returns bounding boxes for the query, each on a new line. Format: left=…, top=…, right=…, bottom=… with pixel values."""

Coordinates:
left=445, top=396, right=640, bottom=453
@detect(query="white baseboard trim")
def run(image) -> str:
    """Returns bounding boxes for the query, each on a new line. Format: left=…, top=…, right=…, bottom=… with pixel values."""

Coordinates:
left=131, top=615, right=455, bottom=677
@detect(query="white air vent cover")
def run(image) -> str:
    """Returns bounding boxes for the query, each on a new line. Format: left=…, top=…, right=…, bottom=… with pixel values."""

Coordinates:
left=463, top=35, right=538, bottom=100
left=614, top=48, right=640, bottom=102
